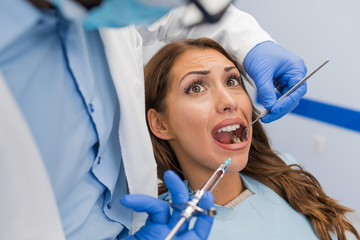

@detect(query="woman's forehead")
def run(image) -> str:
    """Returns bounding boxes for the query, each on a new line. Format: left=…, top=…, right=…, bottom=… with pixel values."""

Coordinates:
left=172, top=48, right=235, bottom=74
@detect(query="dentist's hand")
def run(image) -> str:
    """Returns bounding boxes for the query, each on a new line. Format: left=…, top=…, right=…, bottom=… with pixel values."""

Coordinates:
left=121, top=170, right=214, bottom=240
left=244, top=41, right=307, bottom=123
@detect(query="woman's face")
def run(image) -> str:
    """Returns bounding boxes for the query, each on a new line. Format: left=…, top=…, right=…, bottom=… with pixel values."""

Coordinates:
left=156, top=48, right=252, bottom=177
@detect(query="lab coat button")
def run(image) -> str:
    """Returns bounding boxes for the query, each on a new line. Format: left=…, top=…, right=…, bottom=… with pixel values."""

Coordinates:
left=107, top=203, right=112, bottom=209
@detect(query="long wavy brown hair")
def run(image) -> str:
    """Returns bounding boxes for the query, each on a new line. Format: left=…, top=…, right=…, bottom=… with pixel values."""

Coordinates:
left=144, top=38, right=359, bottom=240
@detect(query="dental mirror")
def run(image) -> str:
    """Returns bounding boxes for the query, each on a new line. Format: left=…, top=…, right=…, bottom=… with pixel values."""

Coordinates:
left=240, top=59, right=329, bottom=142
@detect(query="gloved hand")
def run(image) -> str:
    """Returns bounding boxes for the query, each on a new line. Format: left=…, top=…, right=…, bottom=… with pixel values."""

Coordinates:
left=121, top=170, right=214, bottom=240
left=243, top=41, right=307, bottom=123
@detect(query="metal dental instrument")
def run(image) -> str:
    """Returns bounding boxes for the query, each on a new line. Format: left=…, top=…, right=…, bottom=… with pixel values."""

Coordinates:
left=240, top=59, right=330, bottom=142
left=164, top=158, right=231, bottom=240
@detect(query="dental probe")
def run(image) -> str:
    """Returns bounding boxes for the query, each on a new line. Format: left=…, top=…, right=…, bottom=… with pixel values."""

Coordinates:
left=240, top=59, right=329, bottom=142
left=164, top=158, right=231, bottom=240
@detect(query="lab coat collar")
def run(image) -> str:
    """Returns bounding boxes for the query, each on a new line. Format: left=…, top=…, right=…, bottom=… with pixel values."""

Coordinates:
left=99, top=26, right=158, bottom=234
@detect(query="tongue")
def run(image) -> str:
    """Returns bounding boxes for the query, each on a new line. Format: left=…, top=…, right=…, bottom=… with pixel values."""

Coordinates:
left=214, top=131, right=233, bottom=144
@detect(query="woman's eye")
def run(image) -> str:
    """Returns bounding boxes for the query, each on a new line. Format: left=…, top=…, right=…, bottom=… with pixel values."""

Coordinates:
left=188, top=84, right=205, bottom=93
left=226, top=78, right=240, bottom=87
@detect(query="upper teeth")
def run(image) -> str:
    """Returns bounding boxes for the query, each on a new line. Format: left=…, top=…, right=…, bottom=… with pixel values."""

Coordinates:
left=216, top=124, right=240, bottom=133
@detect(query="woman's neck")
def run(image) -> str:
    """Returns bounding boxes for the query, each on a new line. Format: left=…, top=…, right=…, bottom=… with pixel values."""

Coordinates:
left=186, top=171, right=243, bottom=206
left=211, top=172, right=243, bottom=205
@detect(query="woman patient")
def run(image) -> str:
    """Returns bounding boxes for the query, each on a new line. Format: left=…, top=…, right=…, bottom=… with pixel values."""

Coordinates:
left=144, top=38, right=359, bottom=239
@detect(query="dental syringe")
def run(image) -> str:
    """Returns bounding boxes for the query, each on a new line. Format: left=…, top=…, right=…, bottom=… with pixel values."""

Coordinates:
left=164, top=158, right=231, bottom=240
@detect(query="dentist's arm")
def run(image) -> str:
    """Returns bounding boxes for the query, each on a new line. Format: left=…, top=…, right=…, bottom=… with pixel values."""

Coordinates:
left=121, top=170, right=214, bottom=240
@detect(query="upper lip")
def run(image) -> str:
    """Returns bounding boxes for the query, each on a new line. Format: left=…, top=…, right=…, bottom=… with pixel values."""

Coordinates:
left=211, top=118, right=247, bottom=137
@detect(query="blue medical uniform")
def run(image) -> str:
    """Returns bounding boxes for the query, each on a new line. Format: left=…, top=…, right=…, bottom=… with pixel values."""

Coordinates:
left=160, top=154, right=327, bottom=240
left=0, top=0, right=130, bottom=239
left=207, top=174, right=320, bottom=240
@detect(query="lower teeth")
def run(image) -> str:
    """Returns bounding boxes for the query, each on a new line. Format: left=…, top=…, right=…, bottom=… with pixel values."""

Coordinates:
left=230, top=135, right=241, bottom=144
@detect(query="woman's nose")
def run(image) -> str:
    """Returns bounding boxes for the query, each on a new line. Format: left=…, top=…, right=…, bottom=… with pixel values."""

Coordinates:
left=215, top=88, right=238, bottom=113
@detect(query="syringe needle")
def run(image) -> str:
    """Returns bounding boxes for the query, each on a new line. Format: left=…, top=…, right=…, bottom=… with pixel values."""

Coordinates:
left=201, top=158, right=231, bottom=192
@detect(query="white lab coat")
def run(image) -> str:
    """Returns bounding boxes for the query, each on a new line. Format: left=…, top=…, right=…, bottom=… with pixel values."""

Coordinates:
left=0, top=4, right=273, bottom=239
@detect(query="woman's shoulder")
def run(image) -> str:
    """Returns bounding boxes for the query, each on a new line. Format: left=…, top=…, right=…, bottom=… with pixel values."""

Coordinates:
left=241, top=152, right=300, bottom=191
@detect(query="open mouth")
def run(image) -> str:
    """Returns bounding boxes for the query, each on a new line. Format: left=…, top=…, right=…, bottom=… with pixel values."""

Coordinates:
left=213, top=124, right=246, bottom=144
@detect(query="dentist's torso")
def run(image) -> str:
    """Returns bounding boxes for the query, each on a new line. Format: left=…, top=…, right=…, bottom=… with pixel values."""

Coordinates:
left=0, top=12, right=156, bottom=238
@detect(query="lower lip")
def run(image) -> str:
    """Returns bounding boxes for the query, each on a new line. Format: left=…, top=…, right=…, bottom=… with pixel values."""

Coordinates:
left=213, top=137, right=249, bottom=151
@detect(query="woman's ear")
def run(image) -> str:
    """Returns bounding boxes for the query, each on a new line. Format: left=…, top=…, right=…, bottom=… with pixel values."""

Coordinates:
left=147, top=109, right=173, bottom=140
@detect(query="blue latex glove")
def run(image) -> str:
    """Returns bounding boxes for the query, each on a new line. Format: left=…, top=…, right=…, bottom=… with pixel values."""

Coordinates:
left=243, top=41, right=307, bottom=123
left=121, top=170, right=214, bottom=240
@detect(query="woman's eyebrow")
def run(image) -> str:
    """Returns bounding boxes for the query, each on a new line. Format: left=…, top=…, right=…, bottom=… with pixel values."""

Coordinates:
left=180, top=70, right=210, bottom=82
left=180, top=66, right=236, bottom=83
left=225, top=66, right=236, bottom=72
